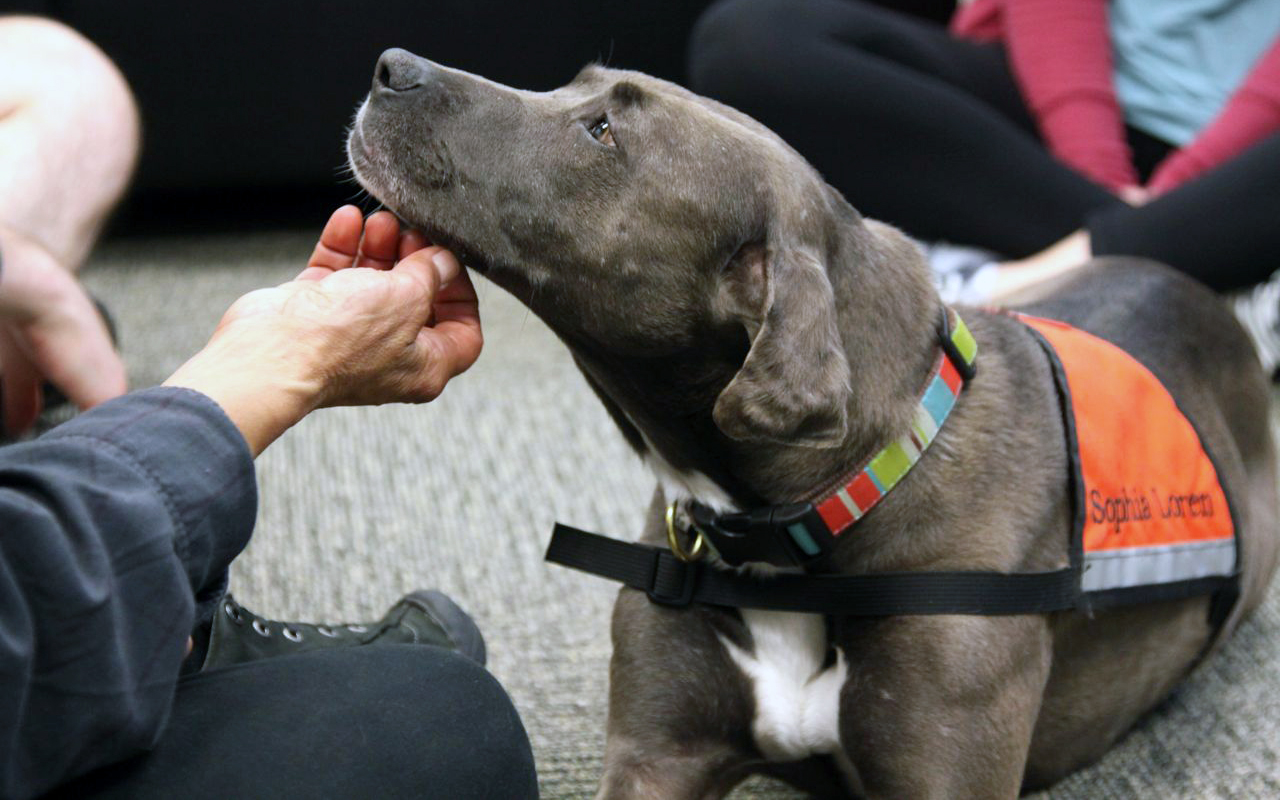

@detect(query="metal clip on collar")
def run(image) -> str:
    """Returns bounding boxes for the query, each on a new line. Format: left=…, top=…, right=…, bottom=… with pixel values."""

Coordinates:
left=689, top=501, right=834, bottom=567
left=665, top=502, right=705, bottom=562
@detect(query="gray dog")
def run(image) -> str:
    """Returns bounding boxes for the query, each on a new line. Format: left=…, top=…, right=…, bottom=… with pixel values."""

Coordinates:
left=348, top=49, right=1279, bottom=799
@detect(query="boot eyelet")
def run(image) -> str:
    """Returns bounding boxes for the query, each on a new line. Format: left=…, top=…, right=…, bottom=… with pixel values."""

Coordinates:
left=252, top=619, right=271, bottom=637
left=283, top=626, right=303, bottom=642
left=317, top=626, right=338, bottom=637
left=224, top=602, right=245, bottom=625
left=346, top=624, right=368, bottom=633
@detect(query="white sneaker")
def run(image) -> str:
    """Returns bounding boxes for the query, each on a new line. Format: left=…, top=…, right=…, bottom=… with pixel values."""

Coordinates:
left=922, top=241, right=1002, bottom=305
left=1230, top=272, right=1280, bottom=377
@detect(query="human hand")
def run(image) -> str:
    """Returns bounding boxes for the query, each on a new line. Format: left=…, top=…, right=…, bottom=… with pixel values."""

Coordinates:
left=1117, top=185, right=1151, bottom=206
left=223, top=206, right=481, bottom=408
left=0, top=225, right=127, bottom=436
left=164, top=206, right=481, bottom=455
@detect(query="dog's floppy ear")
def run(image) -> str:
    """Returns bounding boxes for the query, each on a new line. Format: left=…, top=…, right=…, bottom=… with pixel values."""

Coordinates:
left=713, top=242, right=851, bottom=448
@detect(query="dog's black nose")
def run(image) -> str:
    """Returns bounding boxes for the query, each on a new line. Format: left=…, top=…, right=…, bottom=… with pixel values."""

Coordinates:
left=374, top=48, right=430, bottom=94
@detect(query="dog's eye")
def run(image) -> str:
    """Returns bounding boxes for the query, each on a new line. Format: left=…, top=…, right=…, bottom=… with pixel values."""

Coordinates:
left=588, top=116, right=616, bottom=147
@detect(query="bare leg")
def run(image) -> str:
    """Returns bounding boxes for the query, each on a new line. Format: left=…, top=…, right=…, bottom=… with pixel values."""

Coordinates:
left=0, top=15, right=139, bottom=270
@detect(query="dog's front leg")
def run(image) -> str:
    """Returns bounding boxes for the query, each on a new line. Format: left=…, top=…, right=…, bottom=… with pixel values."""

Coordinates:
left=594, top=588, right=760, bottom=800
left=836, top=614, right=1053, bottom=799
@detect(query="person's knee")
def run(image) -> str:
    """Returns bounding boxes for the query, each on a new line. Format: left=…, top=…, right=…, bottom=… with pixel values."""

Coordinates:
left=44, top=645, right=539, bottom=800
left=432, top=650, right=538, bottom=795
left=688, top=0, right=801, bottom=97
left=0, top=16, right=139, bottom=265
left=366, top=646, right=539, bottom=798
left=0, top=15, right=140, bottom=183
left=689, top=0, right=904, bottom=101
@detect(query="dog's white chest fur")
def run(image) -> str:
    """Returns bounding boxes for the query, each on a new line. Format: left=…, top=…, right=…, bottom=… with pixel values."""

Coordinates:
left=642, top=456, right=848, bottom=763
left=719, top=609, right=847, bottom=762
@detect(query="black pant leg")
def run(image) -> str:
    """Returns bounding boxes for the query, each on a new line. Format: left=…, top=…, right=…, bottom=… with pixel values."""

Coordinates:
left=46, top=646, right=538, bottom=800
left=1089, top=131, right=1280, bottom=291
left=688, top=0, right=1119, bottom=256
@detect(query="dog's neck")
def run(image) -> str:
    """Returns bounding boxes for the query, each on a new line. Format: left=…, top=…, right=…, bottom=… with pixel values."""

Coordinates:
left=568, top=215, right=944, bottom=513
left=746, top=217, right=944, bottom=506
left=826, top=218, right=947, bottom=469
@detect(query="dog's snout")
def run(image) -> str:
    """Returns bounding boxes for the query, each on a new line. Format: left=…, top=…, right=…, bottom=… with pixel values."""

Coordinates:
left=373, top=48, right=431, bottom=94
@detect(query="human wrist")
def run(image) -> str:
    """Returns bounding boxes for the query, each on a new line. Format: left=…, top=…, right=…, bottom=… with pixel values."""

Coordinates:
left=162, top=330, right=323, bottom=457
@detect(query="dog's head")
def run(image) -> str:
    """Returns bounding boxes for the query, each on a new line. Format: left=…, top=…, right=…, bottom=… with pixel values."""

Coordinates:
left=350, top=51, right=931, bottom=467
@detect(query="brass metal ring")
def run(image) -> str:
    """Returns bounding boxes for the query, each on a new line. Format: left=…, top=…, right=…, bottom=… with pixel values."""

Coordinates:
left=665, top=501, right=706, bottom=563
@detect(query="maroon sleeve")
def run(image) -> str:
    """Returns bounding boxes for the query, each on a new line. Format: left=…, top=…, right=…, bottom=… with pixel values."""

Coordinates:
left=1001, top=0, right=1138, bottom=192
left=1147, top=37, right=1280, bottom=195
left=949, top=0, right=1004, bottom=43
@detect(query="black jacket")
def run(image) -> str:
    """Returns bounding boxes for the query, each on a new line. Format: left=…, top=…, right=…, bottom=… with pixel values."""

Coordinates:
left=0, top=387, right=256, bottom=799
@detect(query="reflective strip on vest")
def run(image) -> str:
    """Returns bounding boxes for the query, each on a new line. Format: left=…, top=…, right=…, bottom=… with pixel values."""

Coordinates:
left=1019, top=315, right=1237, bottom=594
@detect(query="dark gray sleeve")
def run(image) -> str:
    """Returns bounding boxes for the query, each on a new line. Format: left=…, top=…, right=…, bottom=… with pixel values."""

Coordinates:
left=0, top=386, right=258, bottom=800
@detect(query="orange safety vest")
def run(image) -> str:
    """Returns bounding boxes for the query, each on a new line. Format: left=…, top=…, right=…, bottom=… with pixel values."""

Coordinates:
left=1019, top=315, right=1239, bottom=605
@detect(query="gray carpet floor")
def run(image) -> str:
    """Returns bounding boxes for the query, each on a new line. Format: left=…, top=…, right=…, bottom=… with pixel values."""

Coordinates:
left=80, top=230, right=1280, bottom=798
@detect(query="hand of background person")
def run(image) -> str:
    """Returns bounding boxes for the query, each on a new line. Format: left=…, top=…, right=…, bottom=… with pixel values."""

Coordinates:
left=0, top=225, right=128, bottom=437
left=1117, top=185, right=1151, bottom=206
left=164, top=206, right=482, bottom=456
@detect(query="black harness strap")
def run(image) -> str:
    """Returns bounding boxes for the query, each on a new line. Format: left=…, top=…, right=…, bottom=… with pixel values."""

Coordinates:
left=547, top=524, right=1080, bottom=615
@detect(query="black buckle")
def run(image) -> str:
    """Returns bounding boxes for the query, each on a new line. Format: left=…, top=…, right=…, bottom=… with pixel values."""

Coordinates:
left=690, top=501, right=834, bottom=567
left=646, top=549, right=699, bottom=607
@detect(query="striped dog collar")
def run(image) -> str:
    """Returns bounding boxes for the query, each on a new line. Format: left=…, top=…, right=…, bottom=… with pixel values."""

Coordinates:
left=685, top=306, right=978, bottom=567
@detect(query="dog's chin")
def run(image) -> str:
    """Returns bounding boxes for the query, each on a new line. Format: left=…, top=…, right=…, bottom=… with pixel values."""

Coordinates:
left=396, top=213, right=493, bottom=277
left=349, top=167, right=494, bottom=276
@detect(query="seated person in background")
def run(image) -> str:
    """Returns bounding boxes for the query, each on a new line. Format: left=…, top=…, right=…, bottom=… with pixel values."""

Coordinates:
left=689, top=0, right=1280, bottom=367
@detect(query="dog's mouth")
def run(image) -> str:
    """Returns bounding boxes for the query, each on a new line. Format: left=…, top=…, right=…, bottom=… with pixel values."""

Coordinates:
left=347, top=117, right=490, bottom=275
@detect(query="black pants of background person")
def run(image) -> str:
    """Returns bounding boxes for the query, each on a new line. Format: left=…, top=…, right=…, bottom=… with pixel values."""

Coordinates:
left=43, top=646, right=539, bottom=800
left=688, top=0, right=1280, bottom=292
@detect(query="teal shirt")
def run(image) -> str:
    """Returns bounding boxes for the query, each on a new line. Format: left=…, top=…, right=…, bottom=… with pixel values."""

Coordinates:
left=1112, top=0, right=1280, bottom=146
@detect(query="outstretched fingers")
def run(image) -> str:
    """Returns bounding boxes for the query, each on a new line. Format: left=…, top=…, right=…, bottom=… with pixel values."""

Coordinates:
left=298, top=205, right=365, bottom=281
left=301, top=207, right=433, bottom=282
left=353, top=210, right=402, bottom=270
left=398, top=227, right=430, bottom=261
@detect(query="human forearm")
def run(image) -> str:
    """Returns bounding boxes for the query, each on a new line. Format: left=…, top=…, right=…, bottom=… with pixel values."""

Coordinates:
left=1147, top=39, right=1280, bottom=194
left=163, top=324, right=321, bottom=458
left=1003, top=0, right=1138, bottom=191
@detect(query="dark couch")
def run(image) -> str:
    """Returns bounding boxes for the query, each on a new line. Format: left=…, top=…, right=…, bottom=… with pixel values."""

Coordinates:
left=9, top=2, right=716, bottom=225
left=7, top=1, right=955, bottom=231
